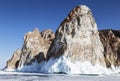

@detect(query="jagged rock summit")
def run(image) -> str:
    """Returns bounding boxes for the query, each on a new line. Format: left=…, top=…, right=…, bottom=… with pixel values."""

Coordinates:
left=41, top=5, right=107, bottom=74
left=5, top=28, right=55, bottom=71
left=47, top=5, right=104, bottom=61
left=5, top=5, right=120, bottom=74
left=18, top=28, right=55, bottom=67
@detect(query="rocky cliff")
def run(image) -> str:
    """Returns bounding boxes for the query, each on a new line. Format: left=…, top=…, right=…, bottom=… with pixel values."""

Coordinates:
left=6, top=49, right=21, bottom=69
left=5, top=28, right=55, bottom=70
left=41, top=5, right=107, bottom=74
left=5, top=5, right=120, bottom=74
left=99, top=29, right=120, bottom=68
left=47, top=5, right=104, bottom=63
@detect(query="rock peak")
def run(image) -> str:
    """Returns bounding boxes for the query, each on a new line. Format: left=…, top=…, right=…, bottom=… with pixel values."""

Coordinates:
left=78, top=5, right=90, bottom=10
left=48, top=5, right=101, bottom=58
left=6, top=28, right=55, bottom=69
left=33, top=28, right=40, bottom=33
left=60, top=5, right=91, bottom=26
left=45, top=5, right=106, bottom=73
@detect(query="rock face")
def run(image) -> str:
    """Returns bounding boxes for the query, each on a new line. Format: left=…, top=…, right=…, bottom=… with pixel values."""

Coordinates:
left=47, top=5, right=104, bottom=62
left=99, top=29, right=120, bottom=68
left=5, top=5, right=120, bottom=74
left=6, top=28, right=55, bottom=70
left=6, top=49, right=21, bottom=69
left=41, top=5, right=106, bottom=74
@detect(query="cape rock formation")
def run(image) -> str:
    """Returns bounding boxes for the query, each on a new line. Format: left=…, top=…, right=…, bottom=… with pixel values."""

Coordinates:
left=5, top=5, right=120, bottom=74
left=5, top=28, right=55, bottom=71
left=41, top=5, right=107, bottom=74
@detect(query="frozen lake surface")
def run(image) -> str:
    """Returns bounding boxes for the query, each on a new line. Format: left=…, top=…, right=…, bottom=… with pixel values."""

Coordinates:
left=0, top=71, right=120, bottom=81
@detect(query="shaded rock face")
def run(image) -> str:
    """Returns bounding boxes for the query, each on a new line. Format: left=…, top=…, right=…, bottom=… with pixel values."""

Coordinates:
left=41, top=30, right=55, bottom=42
left=6, top=49, right=21, bottom=69
left=18, top=28, right=55, bottom=67
left=47, top=5, right=105, bottom=66
left=6, top=28, right=55, bottom=69
left=99, top=29, right=120, bottom=68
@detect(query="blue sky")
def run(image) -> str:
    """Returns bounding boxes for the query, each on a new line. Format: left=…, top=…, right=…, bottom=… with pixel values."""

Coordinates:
left=0, top=0, right=120, bottom=69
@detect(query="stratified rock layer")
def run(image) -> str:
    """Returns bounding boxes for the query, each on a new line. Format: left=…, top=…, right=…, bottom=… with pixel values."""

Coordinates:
left=99, top=29, right=120, bottom=68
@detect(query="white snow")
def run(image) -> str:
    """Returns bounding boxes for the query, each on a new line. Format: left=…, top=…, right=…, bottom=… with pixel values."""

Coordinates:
left=17, top=61, right=45, bottom=73
left=5, top=56, right=120, bottom=75
left=4, top=68, right=16, bottom=72
left=40, top=56, right=112, bottom=75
